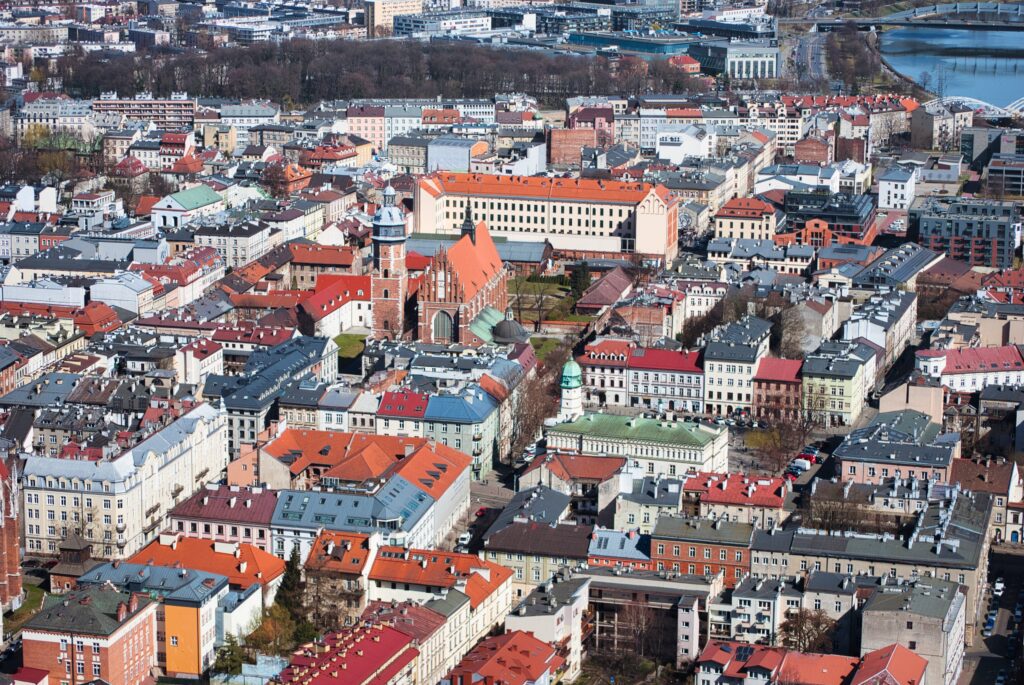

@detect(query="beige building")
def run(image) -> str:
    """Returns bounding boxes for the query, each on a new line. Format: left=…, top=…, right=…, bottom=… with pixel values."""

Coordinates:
left=750, top=491, right=992, bottom=644
left=22, top=403, right=228, bottom=560
left=801, top=340, right=877, bottom=428
left=415, top=172, right=680, bottom=262
left=703, top=316, right=773, bottom=418
left=364, top=0, right=423, bottom=36
left=713, top=197, right=780, bottom=240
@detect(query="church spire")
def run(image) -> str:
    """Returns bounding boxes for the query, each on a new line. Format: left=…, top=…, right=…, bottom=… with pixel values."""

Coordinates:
left=461, top=203, right=476, bottom=245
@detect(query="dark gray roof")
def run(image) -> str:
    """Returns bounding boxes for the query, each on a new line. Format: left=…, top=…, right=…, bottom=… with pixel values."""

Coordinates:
left=26, top=586, right=154, bottom=636
left=652, top=515, right=754, bottom=546
left=78, top=562, right=228, bottom=605
left=484, top=486, right=570, bottom=539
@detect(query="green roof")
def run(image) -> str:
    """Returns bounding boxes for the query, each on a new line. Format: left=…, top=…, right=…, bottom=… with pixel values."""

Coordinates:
left=548, top=413, right=717, bottom=447
left=169, top=185, right=222, bottom=211
left=469, top=306, right=504, bottom=344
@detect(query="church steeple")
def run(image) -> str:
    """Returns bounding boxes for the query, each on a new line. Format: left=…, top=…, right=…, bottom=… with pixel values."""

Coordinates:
left=460, top=203, right=476, bottom=245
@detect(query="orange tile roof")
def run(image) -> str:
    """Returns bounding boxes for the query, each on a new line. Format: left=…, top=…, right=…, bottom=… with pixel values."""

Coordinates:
left=289, top=243, right=357, bottom=267
left=717, top=197, right=775, bottom=219
left=369, top=546, right=512, bottom=609
left=779, top=652, right=860, bottom=685
left=304, top=530, right=373, bottom=575
left=420, top=172, right=665, bottom=205
left=128, top=536, right=285, bottom=590
left=448, top=631, right=564, bottom=685
left=851, top=644, right=928, bottom=685
left=522, top=452, right=626, bottom=482
left=443, top=221, right=503, bottom=301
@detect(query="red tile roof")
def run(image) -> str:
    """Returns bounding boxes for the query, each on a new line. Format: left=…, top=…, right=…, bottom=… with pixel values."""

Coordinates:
left=168, top=484, right=278, bottom=526
left=754, top=357, right=802, bottom=383
left=377, top=389, right=429, bottom=419
left=918, top=345, right=1024, bottom=374
left=420, top=172, right=669, bottom=206
left=522, top=452, right=627, bottom=483
left=275, top=624, right=418, bottom=685
left=684, top=473, right=789, bottom=508
left=578, top=338, right=634, bottom=368
left=289, top=243, right=358, bottom=267
left=129, top=535, right=285, bottom=590
left=716, top=197, right=775, bottom=219
left=369, top=547, right=512, bottom=609
left=447, top=631, right=564, bottom=685
left=361, top=600, right=446, bottom=643
left=443, top=221, right=503, bottom=301
left=851, top=644, right=928, bottom=685
left=304, top=531, right=373, bottom=576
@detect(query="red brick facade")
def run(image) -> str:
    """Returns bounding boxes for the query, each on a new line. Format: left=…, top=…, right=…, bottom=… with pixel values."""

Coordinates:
left=547, top=129, right=597, bottom=166
left=650, top=538, right=751, bottom=587
left=23, top=591, right=158, bottom=685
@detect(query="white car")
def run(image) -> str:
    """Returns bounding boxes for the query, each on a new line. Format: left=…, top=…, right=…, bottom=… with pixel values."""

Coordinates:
left=457, top=532, right=472, bottom=546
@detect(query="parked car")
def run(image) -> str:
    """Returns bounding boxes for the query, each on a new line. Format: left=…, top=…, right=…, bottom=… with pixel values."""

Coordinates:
left=457, top=532, right=472, bottom=546
left=995, top=578, right=1006, bottom=592
left=791, top=458, right=812, bottom=472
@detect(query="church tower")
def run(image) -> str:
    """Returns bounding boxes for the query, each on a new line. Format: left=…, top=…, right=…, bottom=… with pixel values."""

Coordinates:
left=371, top=186, right=407, bottom=340
left=559, top=359, right=584, bottom=422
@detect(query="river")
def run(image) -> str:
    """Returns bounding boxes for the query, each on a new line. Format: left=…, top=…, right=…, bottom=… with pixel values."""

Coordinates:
left=878, top=27, right=1024, bottom=107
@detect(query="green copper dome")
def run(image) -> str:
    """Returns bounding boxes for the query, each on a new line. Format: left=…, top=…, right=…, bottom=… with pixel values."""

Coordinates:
left=560, top=359, right=583, bottom=389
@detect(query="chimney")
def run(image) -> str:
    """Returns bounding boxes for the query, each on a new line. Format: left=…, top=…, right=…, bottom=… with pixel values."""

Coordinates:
left=117, top=602, right=128, bottom=622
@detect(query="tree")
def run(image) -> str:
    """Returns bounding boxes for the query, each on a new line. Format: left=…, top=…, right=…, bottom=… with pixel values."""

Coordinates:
left=779, top=609, right=836, bottom=652
left=570, top=261, right=591, bottom=300
left=246, top=604, right=296, bottom=655
left=276, top=547, right=305, bottom=625
left=622, top=600, right=656, bottom=657
left=508, top=371, right=557, bottom=459
left=262, top=163, right=289, bottom=198
left=779, top=308, right=806, bottom=360
left=213, top=634, right=245, bottom=675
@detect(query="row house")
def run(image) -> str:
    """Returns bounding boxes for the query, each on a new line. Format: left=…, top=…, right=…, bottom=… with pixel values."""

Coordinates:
left=752, top=358, right=802, bottom=422
left=915, top=344, right=1024, bottom=393
left=22, top=403, right=227, bottom=559
left=650, top=515, right=755, bottom=587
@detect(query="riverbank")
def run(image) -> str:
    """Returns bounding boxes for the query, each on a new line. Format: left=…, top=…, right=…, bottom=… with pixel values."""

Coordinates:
left=868, top=29, right=934, bottom=99
left=877, top=27, right=1024, bottom=106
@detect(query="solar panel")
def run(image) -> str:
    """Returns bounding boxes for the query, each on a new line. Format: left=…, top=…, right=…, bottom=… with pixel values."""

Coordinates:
left=736, top=646, right=754, bottom=661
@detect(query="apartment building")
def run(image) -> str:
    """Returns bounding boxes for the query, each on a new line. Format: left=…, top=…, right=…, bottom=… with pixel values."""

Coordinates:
left=651, top=515, right=755, bottom=587
left=714, top=197, right=782, bottom=241
left=364, top=0, right=423, bottom=37
left=92, top=92, right=197, bottom=129
left=167, top=484, right=277, bottom=552
left=415, top=173, right=680, bottom=262
left=910, top=197, right=1022, bottom=269
left=801, top=340, right=877, bottom=428
left=834, top=410, right=958, bottom=485
left=22, top=403, right=228, bottom=559
left=192, top=221, right=270, bottom=269
left=703, top=316, right=772, bottom=418
left=749, top=491, right=992, bottom=642
left=842, top=291, right=917, bottom=373
left=22, top=586, right=158, bottom=685
left=860, top=578, right=966, bottom=685
left=915, top=344, right=1024, bottom=393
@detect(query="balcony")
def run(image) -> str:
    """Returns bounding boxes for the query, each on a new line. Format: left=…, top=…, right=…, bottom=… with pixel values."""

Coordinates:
left=145, top=504, right=160, bottom=517
left=116, top=523, right=126, bottom=533
left=472, top=433, right=483, bottom=441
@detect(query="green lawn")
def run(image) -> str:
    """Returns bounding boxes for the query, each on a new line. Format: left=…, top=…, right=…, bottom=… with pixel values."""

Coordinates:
left=510, top=277, right=569, bottom=296
left=334, top=333, right=366, bottom=360
left=7, top=584, right=45, bottom=634
left=531, top=337, right=562, bottom=361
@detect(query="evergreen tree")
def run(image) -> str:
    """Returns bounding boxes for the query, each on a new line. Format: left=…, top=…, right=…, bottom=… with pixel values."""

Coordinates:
left=213, top=634, right=245, bottom=675
left=276, top=547, right=305, bottom=625
left=570, top=262, right=591, bottom=300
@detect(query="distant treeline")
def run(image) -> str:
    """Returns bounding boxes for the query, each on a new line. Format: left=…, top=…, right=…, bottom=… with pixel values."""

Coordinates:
left=52, top=39, right=704, bottom=107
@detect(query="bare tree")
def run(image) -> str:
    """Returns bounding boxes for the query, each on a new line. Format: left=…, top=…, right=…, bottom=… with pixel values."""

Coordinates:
left=779, top=308, right=806, bottom=360
left=508, top=372, right=556, bottom=460
left=779, top=609, right=836, bottom=652
left=622, top=600, right=656, bottom=657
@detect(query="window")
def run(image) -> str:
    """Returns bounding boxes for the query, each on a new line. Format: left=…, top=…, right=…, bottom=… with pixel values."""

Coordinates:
left=171, top=637, right=178, bottom=647
left=906, top=621, right=913, bottom=629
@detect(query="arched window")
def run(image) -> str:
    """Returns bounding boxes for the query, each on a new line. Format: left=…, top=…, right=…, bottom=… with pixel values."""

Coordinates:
left=383, top=289, right=389, bottom=299
left=433, top=311, right=455, bottom=343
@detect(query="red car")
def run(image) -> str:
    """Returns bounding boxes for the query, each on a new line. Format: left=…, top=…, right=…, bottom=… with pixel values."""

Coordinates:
left=799, top=453, right=819, bottom=464
left=784, top=472, right=798, bottom=482
left=475, top=507, right=488, bottom=518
